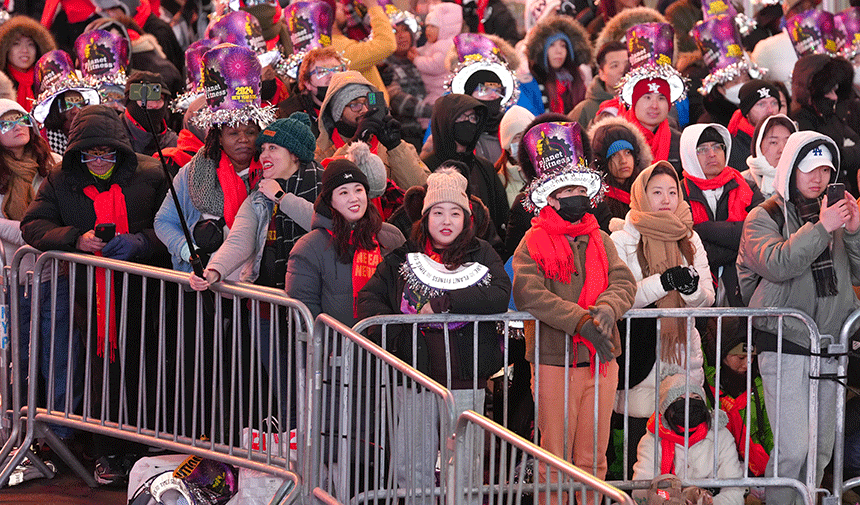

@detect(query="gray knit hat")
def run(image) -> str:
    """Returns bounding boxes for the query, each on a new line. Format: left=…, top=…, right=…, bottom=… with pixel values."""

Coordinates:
left=658, top=365, right=708, bottom=416
left=331, top=83, right=373, bottom=122
left=422, top=167, right=471, bottom=216
left=346, top=141, right=387, bottom=199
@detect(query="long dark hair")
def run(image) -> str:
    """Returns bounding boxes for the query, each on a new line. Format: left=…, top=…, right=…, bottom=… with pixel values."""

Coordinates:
left=0, top=125, right=53, bottom=193
left=411, top=208, right=476, bottom=269
left=203, top=126, right=223, bottom=161
left=331, top=201, right=383, bottom=263
left=531, top=40, right=586, bottom=112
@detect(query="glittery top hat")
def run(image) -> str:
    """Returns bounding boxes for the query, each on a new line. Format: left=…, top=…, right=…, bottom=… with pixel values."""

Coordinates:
left=523, top=121, right=604, bottom=213
left=277, top=1, right=334, bottom=79
left=389, top=7, right=421, bottom=36
left=193, top=43, right=276, bottom=130
left=835, top=7, right=860, bottom=60
left=617, top=22, right=688, bottom=107
left=75, top=29, right=129, bottom=86
left=445, top=33, right=520, bottom=112
left=32, top=50, right=101, bottom=123
left=206, top=10, right=281, bottom=68
left=700, top=0, right=756, bottom=36
left=787, top=9, right=838, bottom=58
left=172, top=39, right=218, bottom=112
left=691, top=15, right=766, bottom=95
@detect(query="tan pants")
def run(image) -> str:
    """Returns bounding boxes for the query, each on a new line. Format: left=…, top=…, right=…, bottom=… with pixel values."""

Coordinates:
left=531, top=360, right=618, bottom=505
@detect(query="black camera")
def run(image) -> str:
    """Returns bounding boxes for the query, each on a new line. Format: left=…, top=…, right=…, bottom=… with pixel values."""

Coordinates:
left=128, top=83, right=162, bottom=102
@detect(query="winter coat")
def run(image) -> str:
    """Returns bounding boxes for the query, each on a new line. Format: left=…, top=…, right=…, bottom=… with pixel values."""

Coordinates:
left=157, top=129, right=204, bottom=177
left=286, top=213, right=405, bottom=326
left=737, top=131, right=860, bottom=351
left=609, top=216, right=714, bottom=417
left=21, top=105, right=168, bottom=265
left=569, top=77, right=614, bottom=130
left=750, top=31, right=795, bottom=93
left=632, top=411, right=745, bottom=505
left=121, top=112, right=178, bottom=157
left=0, top=16, right=56, bottom=107
left=356, top=238, right=510, bottom=382
left=511, top=225, right=636, bottom=366
left=129, top=33, right=184, bottom=98
left=330, top=3, right=396, bottom=104
left=681, top=123, right=764, bottom=307
left=463, top=0, right=521, bottom=45
left=207, top=162, right=323, bottom=285
left=415, top=3, right=462, bottom=107
left=316, top=72, right=430, bottom=190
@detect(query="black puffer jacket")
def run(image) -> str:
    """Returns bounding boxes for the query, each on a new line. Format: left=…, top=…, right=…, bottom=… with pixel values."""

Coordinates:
left=21, top=105, right=169, bottom=265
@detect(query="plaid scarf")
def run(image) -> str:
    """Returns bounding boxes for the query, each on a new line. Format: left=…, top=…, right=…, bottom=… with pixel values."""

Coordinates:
left=795, top=195, right=838, bottom=297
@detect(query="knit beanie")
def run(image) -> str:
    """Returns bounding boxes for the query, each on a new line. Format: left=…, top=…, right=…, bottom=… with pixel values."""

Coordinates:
left=346, top=141, right=387, bottom=198
left=499, top=105, right=535, bottom=150
left=0, top=98, right=28, bottom=118
left=658, top=364, right=708, bottom=416
left=422, top=167, right=471, bottom=216
left=605, top=139, right=634, bottom=159
left=697, top=126, right=724, bottom=146
left=739, top=79, right=780, bottom=118
left=256, top=112, right=316, bottom=162
left=317, top=158, right=370, bottom=211
left=631, top=78, right=670, bottom=106
left=331, top=83, right=373, bottom=122
left=93, top=0, right=139, bottom=16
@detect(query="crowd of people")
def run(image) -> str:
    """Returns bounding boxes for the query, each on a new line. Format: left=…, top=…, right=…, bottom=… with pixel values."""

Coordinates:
left=5, top=0, right=860, bottom=502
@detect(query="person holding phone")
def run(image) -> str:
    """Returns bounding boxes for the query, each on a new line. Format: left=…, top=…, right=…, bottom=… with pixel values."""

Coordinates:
left=737, top=131, right=860, bottom=505
left=120, top=71, right=178, bottom=157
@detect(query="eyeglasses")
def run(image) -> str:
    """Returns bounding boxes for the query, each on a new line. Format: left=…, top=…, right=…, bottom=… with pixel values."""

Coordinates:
left=695, top=143, right=726, bottom=156
left=345, top=98, right=368, bottom=113
left=81, top=151, right=117, bottom=164
left=310, top=64, right=346, bottom=79
left=59, top=97, right=89, bottom=113
left=472, top=82, right=504, bottom=99
left=0, top=114, right=32, bottom=134
left=456, top=112, right=478, bottom=124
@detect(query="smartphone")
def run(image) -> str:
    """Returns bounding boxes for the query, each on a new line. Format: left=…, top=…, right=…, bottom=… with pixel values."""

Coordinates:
left=94, top=223, right=116, bottom=242
left=827, top=183, right=846, bottom=207
left=366, top=91, right=386, bottom=114
left=128, top=82, right=162, bottom=102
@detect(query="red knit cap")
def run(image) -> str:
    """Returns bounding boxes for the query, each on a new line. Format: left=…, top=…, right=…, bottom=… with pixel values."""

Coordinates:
left=631, top=78, right=670, bottom=106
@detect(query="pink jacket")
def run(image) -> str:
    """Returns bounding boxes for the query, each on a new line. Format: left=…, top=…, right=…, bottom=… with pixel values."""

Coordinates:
left=414, top=3, right=462, bottom=106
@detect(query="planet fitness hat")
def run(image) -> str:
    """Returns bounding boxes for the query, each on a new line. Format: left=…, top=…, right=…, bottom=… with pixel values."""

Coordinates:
left=445, top=33, right=520, bottom=112
left=616, top=22, right=688, bottom=107
left=32, top=50, right=101, bottom=123
left=172, top=39, right=218, bottom=113
left=691, top=15, right=766, bottom=95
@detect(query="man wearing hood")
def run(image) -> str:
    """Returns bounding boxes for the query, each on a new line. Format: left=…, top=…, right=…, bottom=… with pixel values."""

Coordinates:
left=121, top=70, right=178, bottom=157
left=422, top=94, right=510, bottom=241
left=681, top=124, right=764, bottom=307
left=737, top=131, right=860, bottom=505
left=316, top=71, right=430, bottom=191
left=790, top=53, right=860, bottom=195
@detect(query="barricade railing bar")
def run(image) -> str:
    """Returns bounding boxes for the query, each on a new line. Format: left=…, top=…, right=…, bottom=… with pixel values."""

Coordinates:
left=310, top=313, right=457, bottom=505
left=833, top=306, right=860, bottom=504
left=452, top=409, right=635, bottom=505
left=0, top=249, right=311, bottom=504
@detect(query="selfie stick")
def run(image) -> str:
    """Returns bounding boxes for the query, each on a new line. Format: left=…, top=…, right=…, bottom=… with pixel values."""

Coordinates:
left=137, top=83, right=205, bottom=278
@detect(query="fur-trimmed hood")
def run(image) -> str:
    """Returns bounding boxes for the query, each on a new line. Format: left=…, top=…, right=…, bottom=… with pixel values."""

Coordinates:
left=445, top=33, right=521, bottom=72
left=791, top=53, right=854, bottom=110
left=0, top=15, right=56, bottom=72
left=525, top=14, right=592, bottom=75
left=594, top=6, right=667, bottom=56
left=588, top=115, right=653, bottom=184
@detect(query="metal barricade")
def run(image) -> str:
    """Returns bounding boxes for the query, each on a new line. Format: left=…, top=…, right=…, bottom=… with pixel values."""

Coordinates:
left=355, top=307, right=828, bottom=504
left=832, top=307, right=860, bottom=505
left=0, top=250, right=312, bottom=503
left=451, top=410, right=634, bottom=505
left=309, top=313, right=457, bottom=505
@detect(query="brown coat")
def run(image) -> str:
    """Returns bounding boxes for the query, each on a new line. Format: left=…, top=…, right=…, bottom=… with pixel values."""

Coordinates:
left=512, top=227, right=636, bottom=366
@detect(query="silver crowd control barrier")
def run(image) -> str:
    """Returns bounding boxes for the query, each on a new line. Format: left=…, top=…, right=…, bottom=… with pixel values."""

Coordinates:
left=355, top=307, right=828, bottom=505
left=309, top=313, right=457, bottom=505
left=452, top=410, right=634, bottom=505
left=0, top=249, right=312, bottom=504
left=833, top=306, right=860, bottom=505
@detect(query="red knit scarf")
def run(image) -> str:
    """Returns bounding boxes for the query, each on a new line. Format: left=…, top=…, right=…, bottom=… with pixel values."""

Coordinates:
left=424, top=239, right=443, bottom=263
left=527, top=209, right=609, bottom=376
left=647, top=414, right=710, bottom=475
left=83, top=184, right=129, bottom=363
left=727, top=109, right=755, bottom=137
left=711, top=385, right=770, bottom=476
left=550, top=79, right=569, bottom=114
left=217, top=152, right=250, bottom=229
left=682, top=167, right=753, bottom=225
left=8, top=66, right=34, bottom=110
left=42, top=0, right=96, bottom=25
left=605, top=185, right=631, bottom=205
left=350, top=234, right=382, bottom=318
left=332, top=128, right=379, bottom=152
left=624, top=108, right=671, bottom=163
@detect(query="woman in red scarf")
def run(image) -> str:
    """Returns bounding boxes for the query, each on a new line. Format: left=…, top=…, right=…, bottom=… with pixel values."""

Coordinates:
left=0, top=16, right=56, bottom=110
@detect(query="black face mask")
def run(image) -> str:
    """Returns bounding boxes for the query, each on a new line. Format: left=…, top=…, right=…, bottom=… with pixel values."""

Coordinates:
left=315, top=85, right=328, bottom=103
left=334, top=119, right=357, bottom=139
left=453, top=121, right=479, bottom=147
left=666, top=397, right=709, bottom=433
left=126, top=100, right=166, bottom=133
left=556, top=195, right=591, bottom=223
left=482, top=99, right=503, bottom=133
left=814, top=96, right=836, bottom=116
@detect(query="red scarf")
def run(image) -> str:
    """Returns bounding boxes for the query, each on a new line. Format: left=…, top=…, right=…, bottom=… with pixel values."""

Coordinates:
left=424, top=239, right=443, bottom=263
left=550, top=79, right=569, bottom=114
left=8, top=66, right=34, bottom=110
left=156, top=129, right=204, bottom=169
left=42, top=0, right=96, bottom=25
left=349, top=234, right=383, bottom=318
left=727, top=109, right=755, bottom=137
left=710, top=385, right=770, bottom=476
left=527, top=209, right=609, bottom=376
left=217, top=152, right=251, bottom=229
left=624, top=108, right=671, bottom=163
left=83, top=184, right=129, bottom=363
left=647, top=414, right=710, bottom=475
left=331, top=128, right=380, bottom=152
left=605, top=185, right=631, bottom=205
left=682, top=167, right=753, bottom=225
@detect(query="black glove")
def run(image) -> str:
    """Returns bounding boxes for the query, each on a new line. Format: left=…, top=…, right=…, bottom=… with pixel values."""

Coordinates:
left=377, top=116, right=401, bottom=150
left=660, top=265, right=695, bottom=293
left=355, top=114, right=384, bottom=143
left=579, top=320, right=614, bottom=364
left=676, top=266, right=700, bottom=296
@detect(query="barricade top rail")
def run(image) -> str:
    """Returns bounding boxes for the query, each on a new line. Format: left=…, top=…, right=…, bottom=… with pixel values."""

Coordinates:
left=454, top=410, right=636, bottom=505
